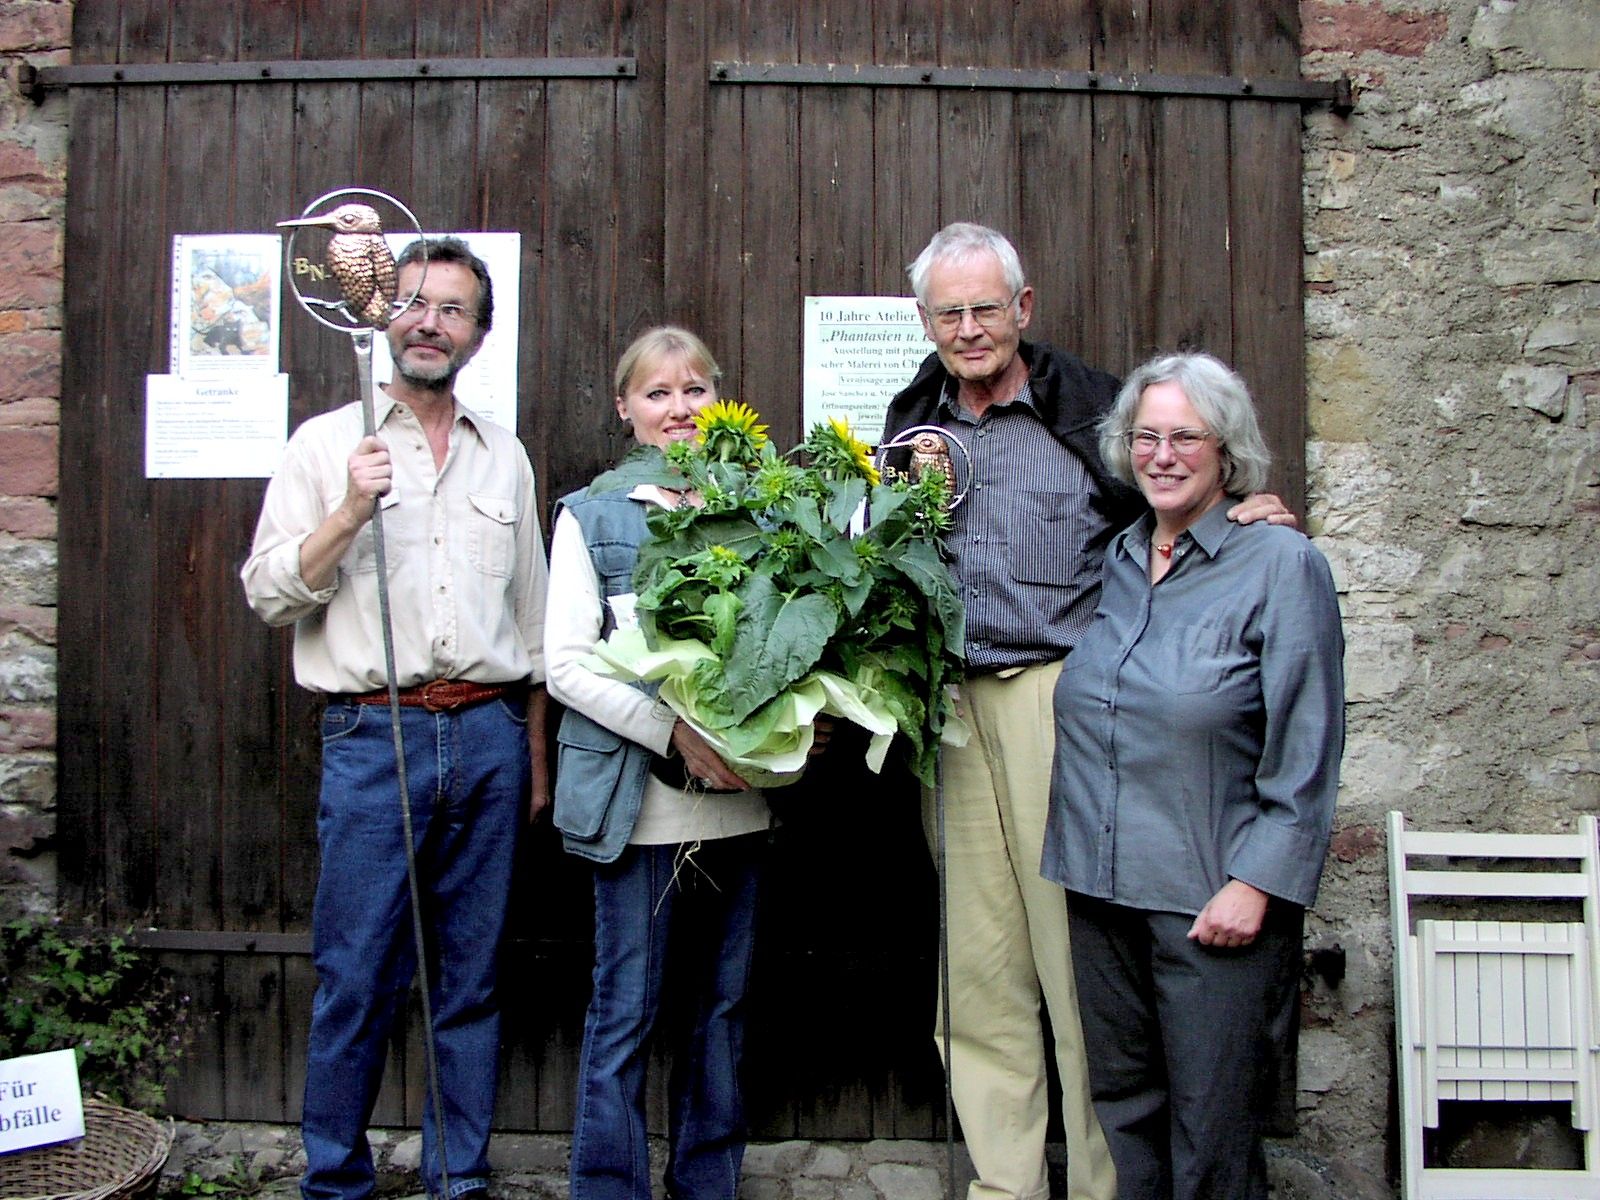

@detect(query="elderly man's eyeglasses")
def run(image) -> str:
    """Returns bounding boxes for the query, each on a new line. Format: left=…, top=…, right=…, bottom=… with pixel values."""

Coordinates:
left=390, top=297, right=477, bottom=327
left=926, top=290, right=1021, bottom=331
left=1123, top=428, right=1215, bottom=456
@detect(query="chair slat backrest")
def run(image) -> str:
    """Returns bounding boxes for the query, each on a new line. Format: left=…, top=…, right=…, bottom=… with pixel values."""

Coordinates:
left=1388, top=811, right=1600, bottom=1200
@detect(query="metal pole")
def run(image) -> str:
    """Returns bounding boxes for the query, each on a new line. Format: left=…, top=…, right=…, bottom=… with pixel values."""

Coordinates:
left=352, top=329, right=452, bottom=1198
left=936, top=747, right=956, bottom=1200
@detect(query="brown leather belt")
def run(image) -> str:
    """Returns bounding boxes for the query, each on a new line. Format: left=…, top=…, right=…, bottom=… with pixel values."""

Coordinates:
left=344, top=679, right=521, bottom=713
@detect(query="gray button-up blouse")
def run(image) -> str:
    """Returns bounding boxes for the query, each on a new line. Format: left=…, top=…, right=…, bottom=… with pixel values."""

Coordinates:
left=1042, top=502, right=1345, bottom=915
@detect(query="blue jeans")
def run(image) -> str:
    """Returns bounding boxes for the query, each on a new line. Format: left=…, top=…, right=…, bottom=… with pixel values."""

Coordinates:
left=570, top=833, right=767, bottom=1200
left=300, top=696, right=528, bottom=1200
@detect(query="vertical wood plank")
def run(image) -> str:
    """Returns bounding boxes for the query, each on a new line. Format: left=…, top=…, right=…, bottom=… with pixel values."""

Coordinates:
left=795, top=0, right=873, bottom=449
left=1014, top=3, right=1098, bottom=367
left=700, top=1, right=745, bottom=395
left=95, top=0, right=170, bottom=928
left=663, top=0, right=710, bottom=336
left=1087, top=4, right=1155, bottom=374
left=1228, top=0, right=1306, bottom=512
left=410, top=3, right=479, bottom=233
left=1149, top=1, right=1233, bottom=357
left=539, top=2, right=620, bottom=507
left=937, top=2, right=1018, bottom=235
left=737, top=0, right=800, bottom=432
left=869, top=0, right=939, bottom=306
left=56, top=0, right=123, bottom=922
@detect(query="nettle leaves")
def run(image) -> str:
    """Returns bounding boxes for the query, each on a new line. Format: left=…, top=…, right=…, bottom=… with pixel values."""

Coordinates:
left=595, top=410, right=964, bottom=786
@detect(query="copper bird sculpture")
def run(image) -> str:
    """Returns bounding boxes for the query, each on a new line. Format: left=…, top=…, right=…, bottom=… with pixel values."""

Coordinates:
left=278, top=202, right=397, bottom=329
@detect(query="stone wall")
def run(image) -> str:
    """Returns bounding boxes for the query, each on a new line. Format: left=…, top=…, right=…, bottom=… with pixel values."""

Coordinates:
left=1297, top=0, right=1599, bottom=1189
left=0, top=0, right=67, bottom=918
left=0, top=0, right=1595, bottom=1188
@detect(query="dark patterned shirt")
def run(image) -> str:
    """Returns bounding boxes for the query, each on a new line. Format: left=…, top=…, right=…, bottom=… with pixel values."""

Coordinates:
left=936, top=380, right=1110, bottom=672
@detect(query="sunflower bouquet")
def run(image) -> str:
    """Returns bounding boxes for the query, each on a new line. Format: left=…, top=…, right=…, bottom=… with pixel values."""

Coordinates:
left=583, top=400, right=967, bottom=788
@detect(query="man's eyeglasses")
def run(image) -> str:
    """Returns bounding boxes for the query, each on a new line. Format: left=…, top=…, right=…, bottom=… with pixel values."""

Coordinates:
left=390, top=297, right=477, bottom=327
left=1122, top=428, right=1215, bottom=456
left=926, top=290, right=1021, bottom=332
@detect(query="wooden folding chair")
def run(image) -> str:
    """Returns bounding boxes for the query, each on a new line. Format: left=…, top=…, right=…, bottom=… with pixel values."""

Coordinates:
left=1388, top=810, right=1600, bottom=1198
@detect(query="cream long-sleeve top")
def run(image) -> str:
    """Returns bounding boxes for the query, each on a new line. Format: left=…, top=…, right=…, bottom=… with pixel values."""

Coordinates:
left=545, top=487, right=771, bottom=845
left=241, top=391, right=547, bottom=694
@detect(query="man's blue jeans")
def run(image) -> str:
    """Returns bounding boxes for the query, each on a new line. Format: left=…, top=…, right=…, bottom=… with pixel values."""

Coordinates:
left=301, top=695, right=528, bottom=1200
left=570, top=833, right=767, bottom=1200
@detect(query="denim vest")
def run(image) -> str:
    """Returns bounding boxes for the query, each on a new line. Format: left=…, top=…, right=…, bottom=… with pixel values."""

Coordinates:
left=552, top=486, right=660, bottom=863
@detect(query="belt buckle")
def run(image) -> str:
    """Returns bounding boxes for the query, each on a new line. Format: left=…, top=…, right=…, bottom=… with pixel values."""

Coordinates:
left=419, top=680, right=457, bottom=712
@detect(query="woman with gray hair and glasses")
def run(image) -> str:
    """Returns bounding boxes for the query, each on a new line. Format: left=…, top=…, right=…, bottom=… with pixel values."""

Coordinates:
left=1041, top=352, right=1345, bottom=1200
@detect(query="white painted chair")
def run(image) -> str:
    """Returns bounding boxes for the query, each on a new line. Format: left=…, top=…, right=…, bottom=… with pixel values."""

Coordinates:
left=1388, top=810, right=1600, bottom=1198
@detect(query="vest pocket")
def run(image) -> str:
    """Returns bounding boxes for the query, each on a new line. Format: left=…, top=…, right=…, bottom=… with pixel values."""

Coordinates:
left=553, top=712, right=627, bottom=842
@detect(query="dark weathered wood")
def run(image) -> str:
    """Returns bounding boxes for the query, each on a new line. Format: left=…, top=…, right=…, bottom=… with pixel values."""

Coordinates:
left=1150, top=1, right=1233, bottom=357
left=60, top=0, right=1313, bottom=1133
left=1014, top=2, right=1098, bottom=368
left=1228, top=0, right=1307, bottom=514
left=56, top=0, right=122, bottom=922
left=1088, top=9, right=1156, bottom=372
left=97, top=0, right=169, bottom=926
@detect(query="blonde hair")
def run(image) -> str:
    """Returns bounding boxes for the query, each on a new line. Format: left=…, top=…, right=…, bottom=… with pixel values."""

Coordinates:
left=613, top=326, right=723, bottom=397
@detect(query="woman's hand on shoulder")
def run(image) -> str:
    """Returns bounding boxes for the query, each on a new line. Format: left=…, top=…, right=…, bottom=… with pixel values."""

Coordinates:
left=670, top=719, right=750, bottom=791
left=1187, top=879, right=1269, bottom=947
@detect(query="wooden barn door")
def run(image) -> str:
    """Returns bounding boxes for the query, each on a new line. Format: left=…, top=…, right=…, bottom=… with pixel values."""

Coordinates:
left=57, top=0, right=1318, bottom=1134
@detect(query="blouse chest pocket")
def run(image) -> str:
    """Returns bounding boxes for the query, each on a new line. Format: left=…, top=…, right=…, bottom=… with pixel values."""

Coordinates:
left=466, top=492, right=516, bottom=578
left=1160, top=622, right=1237, bottom=694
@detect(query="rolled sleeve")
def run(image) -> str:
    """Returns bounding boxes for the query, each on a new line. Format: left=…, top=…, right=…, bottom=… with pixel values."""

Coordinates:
left=241, top=438, right=340, bottom=626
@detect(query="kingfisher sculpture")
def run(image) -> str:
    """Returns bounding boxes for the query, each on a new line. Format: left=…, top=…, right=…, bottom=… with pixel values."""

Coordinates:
left=278, top=201, right=398, bottom=328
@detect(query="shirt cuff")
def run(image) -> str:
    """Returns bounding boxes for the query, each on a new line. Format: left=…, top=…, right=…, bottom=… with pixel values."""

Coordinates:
left=1227, top=817, right=1327, bottom=908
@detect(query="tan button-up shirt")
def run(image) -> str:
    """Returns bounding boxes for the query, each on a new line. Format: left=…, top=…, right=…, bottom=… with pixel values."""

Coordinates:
left=242, top=390, right=547, bottom=694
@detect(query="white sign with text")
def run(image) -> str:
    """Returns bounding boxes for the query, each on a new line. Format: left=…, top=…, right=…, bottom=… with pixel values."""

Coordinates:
left=0, top=1049, right=85, bottom=1155
left=802, top=297, right=930, bottom=441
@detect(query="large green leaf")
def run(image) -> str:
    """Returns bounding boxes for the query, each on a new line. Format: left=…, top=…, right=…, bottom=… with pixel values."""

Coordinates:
left=712, top=574, right=840, bottom=724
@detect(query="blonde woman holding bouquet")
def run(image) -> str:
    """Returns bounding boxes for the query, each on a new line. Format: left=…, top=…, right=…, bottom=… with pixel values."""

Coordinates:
left=546, top=326, right=771, bottom=1200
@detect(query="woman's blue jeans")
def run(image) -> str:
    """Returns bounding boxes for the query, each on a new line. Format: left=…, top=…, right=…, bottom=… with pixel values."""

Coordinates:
left=570, top=833, right=768, bottom=1200
left=300, top=696, right=528, bottom=1200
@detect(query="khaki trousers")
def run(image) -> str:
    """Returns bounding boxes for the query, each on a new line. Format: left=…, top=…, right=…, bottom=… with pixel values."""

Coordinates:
left=924, top=661, right=1116, bottom=1200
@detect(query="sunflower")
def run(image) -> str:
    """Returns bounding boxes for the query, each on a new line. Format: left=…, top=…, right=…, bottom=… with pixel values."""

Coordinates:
left=694, top=398, right=769, bottom=465
left=804, top=416, right=882, bottom=485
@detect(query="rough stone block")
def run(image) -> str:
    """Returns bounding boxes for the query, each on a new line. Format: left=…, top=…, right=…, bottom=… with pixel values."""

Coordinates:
left=0, top=330, right=60, bottom=401
left=0, top=497, right=55, bottom=538
left=487, top=1133, right=568, bottom=1173
left=1485, top=231, right=1600, bottom=286
left=860, top=1140, right=944, bottom=1168
left=388, top=1134, right=422, bottom=1171
left=1302, top=2, right=1448, bottom=58
left=1470, top=0, right=1600, bottom=69
left=1498, top=365, right=1568, bottom=420
left=0, top=705, right=53, bottom=751
left=0, top=752, right=53, bottom=808
left=0, top=2, right=72, bottom=52
left=1298, top=1029, right=1352, bottom=1096
left=866, top=1162, right=942, bottom=1200
left=0, top=536, right=55, bottom=605
left=0, top=638, right=53, bottom=703
left=744, top=1139, right=812, bottom=1177
left=1343, top=622, right=1414, bottom=701
left=807, top=1145, right=852, bottom=1178
left=0, top=426, right=57, bottom=494
left=0, top=220, right=61, bottom=308
left=1338, top=735, right=1424, bottom=809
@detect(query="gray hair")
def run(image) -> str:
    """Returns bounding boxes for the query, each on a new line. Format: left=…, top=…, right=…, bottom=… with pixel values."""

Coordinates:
left=906, top=222, right=1026, bottom=307
left=1099, top=352, right=1272, bottom=496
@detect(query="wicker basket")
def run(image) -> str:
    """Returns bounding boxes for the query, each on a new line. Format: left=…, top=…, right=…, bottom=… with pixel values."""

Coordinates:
left=0, top=1099, right=173, bottom=1200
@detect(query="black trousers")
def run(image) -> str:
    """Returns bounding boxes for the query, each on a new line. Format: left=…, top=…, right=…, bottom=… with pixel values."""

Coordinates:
left=1066, top=892, right=1303, bottom=1200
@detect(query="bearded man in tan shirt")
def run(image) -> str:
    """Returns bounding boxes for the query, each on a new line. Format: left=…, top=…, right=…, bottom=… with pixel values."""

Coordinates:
left=243, top=236, right=547, bottom=1200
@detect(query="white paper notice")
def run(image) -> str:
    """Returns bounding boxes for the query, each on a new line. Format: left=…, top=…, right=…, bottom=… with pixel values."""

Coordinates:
left=145, top=374, right=290, bottom=479
left=802, top=297, right=931, bottom=441
left=373, top=231, right=522, bottom=433
left=0, top=1048, right=85, bottom=1154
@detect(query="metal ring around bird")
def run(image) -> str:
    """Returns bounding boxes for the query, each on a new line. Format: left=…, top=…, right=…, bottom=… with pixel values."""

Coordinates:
left=873, top=424, right=974, bottom=511
left=278, top=186, right=425, bottom=334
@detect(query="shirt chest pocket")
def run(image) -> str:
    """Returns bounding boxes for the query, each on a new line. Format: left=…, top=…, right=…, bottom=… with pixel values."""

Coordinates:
left=466, top=492, right=516, bottom=578
left=1008, top=487, right=1093, bottom=586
